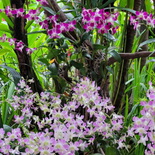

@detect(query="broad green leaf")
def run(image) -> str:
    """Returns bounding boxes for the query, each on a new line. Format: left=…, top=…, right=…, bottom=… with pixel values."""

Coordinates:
left=1, top=82, right=15, bottom=124
left=47, top=49, right=60, bottom=59
left=119, top=0, right=127, bottom=7
left=48, top=63, right=58, bottom=75
left=25, top=20, right=35, bottom=30
left=7, top=81, right=15, bottom=99
left=2, top=0, right=10, bottom=7
left=70, top=60, right=83, bottom=69
left=26, top=30, right=46, bottom=35
left=0, top=23, right=13, bottom=33
left=104, top=33, right=116, bottom=41
left=0, top=65, right=21, bottom=86
left=0, top=49, right=11, bottom=56
left=80, top=32, right=90, bottom=44
left=38, top=58, right=49, bottom=65
left=138, top=39, right=155, bottom=50
left=0, top=69, right=9, bottom=82
left=105, top=146, right=120, bottom=155
left=0, top=13, right=14, bottom=28
left=41, top=6, right=55, bottom=15
left=93, top=44, right=105, bottom=50
left=106, top=66, right=114, bottom=74
left=108, top=50, right=121, bottom=63
left=145, top=0, right=153, bottom=13
left=127, top=0, right=134, bottom=9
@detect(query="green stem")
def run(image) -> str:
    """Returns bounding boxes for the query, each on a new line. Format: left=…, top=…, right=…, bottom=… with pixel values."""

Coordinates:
left=0, top=112, right=3, bottom=128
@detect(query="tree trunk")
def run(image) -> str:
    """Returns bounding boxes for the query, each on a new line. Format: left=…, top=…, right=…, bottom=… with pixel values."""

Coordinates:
left=112, top=0, right=142, bottom=111
left=11, top=0, right=43, bottom=93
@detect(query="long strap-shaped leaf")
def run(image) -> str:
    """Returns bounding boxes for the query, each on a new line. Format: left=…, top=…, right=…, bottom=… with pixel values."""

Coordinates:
left=0, top=112, right=3, bottom=128
left=0, top=65, right=21, bottom=86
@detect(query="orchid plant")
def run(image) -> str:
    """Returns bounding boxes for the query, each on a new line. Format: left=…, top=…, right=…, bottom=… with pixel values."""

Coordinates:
left=1, top=0, right=155, bottom=155
left=0, top=78, right=155, bottom=154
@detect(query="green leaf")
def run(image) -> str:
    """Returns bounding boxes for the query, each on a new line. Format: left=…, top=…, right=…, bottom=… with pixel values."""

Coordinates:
left=126, top=104, right=140, bottom=125
left=105, top=146, right=120, bottom=155
left=3, top=124, right=12, bottom=133
left=0, top=69, right=9, bottom=82
left=57, top=77, right=67, bottom=92
left=0, top=23, right=13, bottom=33
left=83, top=52, right=92, bottom=59
left=125, top=78, right=134, bottom=85
left=146, top=59, right=155, bottom=64
left=119, top=0, right=127, bottom=7
left=2, top=0, right=10, bottom=7
left=128, top=0, right=134, bottom=9
left=41, top=6, right=55, bottom=15
left=108, top=50, right=121, bottom=63
left=80, top=32, right=90, bottom=44
left=0, top=49, right=11, bottom=56
left=0, top=112, right=3, bottom=128
left=26, top=30, right=46, bottom=35
left=138, top=39, right=155, bottom=50
left=104, top=33, right=116, bottom=41
left=91, top=0, right=98, bottom=7
left=47, top=49, right=60, bottom=59
left=48, top=63, right=58, bottom=75
left=7, top=82, right=15, bottom=99
left=0, top=13, right=14, bottom=28
left=145, top=0, right=152, bottom=13
left=70, top=60, right=83, bottom=69
left=93, top=44, right=105, bottom=50
left=100, top=0, right=116, bottom=8
left=0, top=65, right=21, bottom=86
left=104, top=7, right=136, bottom=14
left=25, top=6, right=43, bottom=30
left=106, top=66, right=114, bottom=74
left=38, top=58, right=49, bottom=65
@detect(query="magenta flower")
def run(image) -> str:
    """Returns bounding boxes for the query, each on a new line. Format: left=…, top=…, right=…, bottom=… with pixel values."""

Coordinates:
left=25, top=9, right=39, bottom=21
left=39, top=19, right=49, bottom=29
left=82, top=8, right=119, bottom=34
left=11, top=8, right=24, bottom=17
left=0, top=34, right=7, bottom=42
left=37, top=0, right=48, bottom=5
left=48, top=29, right=60, bottom=39
left=5, top=6, right=13, bottom=17
left=8, top=38, right=16, bottom=46
left=15, top=41, right=25, bottom=52
left=26, top=47, right=37, bottom=55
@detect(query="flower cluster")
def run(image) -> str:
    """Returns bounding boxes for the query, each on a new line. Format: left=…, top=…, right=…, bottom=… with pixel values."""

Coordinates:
left=0, top=6, right=40, bottom=21
left=130, top=11, right=155, bottom=29
left=39, top=15, right=76, bottom=39
left=0, top=34, right=36, bottom=54
left=0, top=6, right=76, bottom=39
left=1, top=78, right=124, bottom=154
left=82, top=8, right=119, bottom=34
left=37, top=0, right=48, bottom=5
left=128, top=81, right=155, bottom=155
